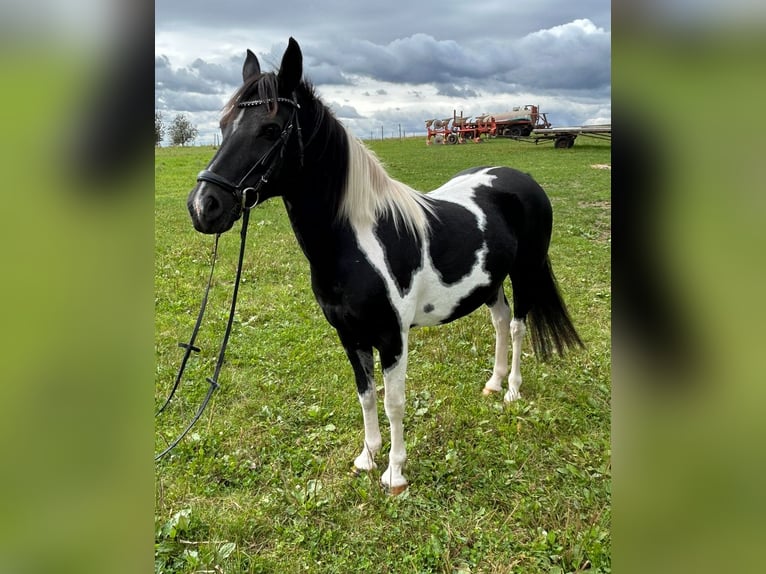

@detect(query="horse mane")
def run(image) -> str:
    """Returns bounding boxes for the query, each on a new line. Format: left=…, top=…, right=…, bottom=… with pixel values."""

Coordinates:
left=294, top=79, right=433, bottom=239
left=221, top=72, right=433, bottom=239
left=341, top=129, right=434, bottom=240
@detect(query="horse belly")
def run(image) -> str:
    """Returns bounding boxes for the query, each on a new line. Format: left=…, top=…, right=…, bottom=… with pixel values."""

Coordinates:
left=409, top=248, right=497, bottom=327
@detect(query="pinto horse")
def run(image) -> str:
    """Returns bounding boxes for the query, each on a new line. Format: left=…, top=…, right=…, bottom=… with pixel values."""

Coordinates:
left=187, top=38, right=583, bottom=493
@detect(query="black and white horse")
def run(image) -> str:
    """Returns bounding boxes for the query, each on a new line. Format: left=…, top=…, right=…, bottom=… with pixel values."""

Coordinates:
left=187, top=38, right=583, bottom=493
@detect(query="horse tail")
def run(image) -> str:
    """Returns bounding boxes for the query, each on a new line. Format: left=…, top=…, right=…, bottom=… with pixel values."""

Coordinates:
left=523, top=256, right=584, bottom=361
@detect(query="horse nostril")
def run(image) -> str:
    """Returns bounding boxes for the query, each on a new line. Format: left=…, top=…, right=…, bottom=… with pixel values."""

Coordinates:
left=203, top=193, right=221, bottom=217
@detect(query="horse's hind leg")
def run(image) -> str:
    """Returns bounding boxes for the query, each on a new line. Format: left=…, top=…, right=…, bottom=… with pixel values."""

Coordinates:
left=482, top=286, right=527, bottom=402
left=483, top=287, right=511, bottom=396
left=506, top=274, right=531, bottom=403
left=506, top=317, right=526, bottom=403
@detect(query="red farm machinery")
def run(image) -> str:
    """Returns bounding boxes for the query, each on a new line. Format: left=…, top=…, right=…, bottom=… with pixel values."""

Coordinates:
left=426, top=105, right=551, bottom=145
left=425, top=111, right=496, bottom=145
left=425, top=105, right=610, bottom=148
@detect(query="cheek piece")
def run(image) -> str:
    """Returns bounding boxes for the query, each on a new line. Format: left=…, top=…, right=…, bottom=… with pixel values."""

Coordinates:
left=196, top=96, right=303, bottom=213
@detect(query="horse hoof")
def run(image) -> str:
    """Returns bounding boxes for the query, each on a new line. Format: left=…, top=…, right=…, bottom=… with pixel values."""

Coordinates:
left=387, top=484, right=408, bottom=496
left=482, top=386, right=500, bottom=396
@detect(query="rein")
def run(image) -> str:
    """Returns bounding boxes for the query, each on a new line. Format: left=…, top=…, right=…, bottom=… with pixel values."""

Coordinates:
left=155, top=209, right=253, bottom=461
left=155, top=95, right=300, bottom=461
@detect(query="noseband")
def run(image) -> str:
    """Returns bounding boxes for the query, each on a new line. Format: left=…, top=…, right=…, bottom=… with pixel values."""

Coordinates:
left=196, top=96, right=302, bottom=212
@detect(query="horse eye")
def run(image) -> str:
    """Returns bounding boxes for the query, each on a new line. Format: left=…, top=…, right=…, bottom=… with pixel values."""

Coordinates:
left=261, top=124, right=280, bottom=139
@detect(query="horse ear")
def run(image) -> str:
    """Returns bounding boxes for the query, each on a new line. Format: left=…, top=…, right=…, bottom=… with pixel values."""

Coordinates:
left=242, top=49, right=261, bottom=83
left=278, top=37, right=302, bottom=94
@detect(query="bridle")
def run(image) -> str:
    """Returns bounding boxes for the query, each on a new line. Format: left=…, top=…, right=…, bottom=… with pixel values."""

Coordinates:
left=155, top=95, right=302, bottom=461
left=196, top=95, right=303, bottom=213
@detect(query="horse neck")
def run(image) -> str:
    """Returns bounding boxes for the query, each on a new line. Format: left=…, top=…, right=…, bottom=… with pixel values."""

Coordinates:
left=282, top=101, right=431, bottom=265
left=281, top=105, right=351, bottom=263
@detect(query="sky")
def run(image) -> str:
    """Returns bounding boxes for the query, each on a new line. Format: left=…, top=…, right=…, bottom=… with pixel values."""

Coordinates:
left=155, top=1, right=611, bottom=145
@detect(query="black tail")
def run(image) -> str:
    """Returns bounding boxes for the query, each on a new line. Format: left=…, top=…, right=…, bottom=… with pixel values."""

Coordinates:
left=526, top=257, right=584, bottom=361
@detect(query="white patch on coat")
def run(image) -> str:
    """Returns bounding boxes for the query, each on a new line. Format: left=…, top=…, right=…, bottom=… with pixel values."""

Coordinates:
left=350, top=169, right=498, bottom=329
left=230, top=108, right=246, bottom=134
left=427, top=168, right=498, bottom=231
left=193, top=195, right=205, bottom=220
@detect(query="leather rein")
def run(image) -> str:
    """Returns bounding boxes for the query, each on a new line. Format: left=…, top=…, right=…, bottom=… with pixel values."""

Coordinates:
left=155, top=95, right=301, bottom=461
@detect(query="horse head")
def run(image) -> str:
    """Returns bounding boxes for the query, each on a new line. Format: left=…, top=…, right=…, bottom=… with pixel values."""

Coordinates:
left=187, top=38, right=304, bottom=234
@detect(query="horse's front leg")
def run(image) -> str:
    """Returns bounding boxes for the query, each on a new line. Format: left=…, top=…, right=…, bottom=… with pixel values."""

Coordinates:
left=380, top=331, right=409, bottom=494
left=342, top=344, right=382, bottom=473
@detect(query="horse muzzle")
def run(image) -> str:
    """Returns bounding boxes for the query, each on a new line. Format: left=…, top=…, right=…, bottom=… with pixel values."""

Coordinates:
left=187, top=181, right=239, bottom=235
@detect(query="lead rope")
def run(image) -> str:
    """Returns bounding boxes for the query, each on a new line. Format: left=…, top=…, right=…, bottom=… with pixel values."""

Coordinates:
left=157, top=95, right=298, bottom=461
left=155, top=205, right=254, bottom=461
left=155, top=235, right=219, bottom=417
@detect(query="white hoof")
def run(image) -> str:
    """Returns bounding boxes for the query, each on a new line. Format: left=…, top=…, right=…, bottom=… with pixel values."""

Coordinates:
left=381, top=466, right=407, bottom=494
left=483, top=376, right=504, bottom=395
left=353, top=451, right=377, bottom=472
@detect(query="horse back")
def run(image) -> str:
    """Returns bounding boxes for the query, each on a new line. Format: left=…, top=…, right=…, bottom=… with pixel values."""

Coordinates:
left=431, top=166, right=552, bottom=257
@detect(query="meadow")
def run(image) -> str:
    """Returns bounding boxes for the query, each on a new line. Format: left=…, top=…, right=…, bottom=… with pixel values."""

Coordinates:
left=154, top=135, right=611, bottom=573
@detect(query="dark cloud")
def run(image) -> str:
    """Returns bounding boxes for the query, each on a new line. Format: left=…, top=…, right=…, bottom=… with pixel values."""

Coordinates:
left=155, top=56, right=233, bottom=97
left=436, top=84, right=481, bottom=98
left=155, top=2, right=610, bottom=140
left=190, top=58, right=241, bottom=86
left=156, top=0, right=610, bottom=47
left=317, top=34, right=496, bottom=85
left=305, top=22, right=609, bottom=94
left=508, top=19, right=611, bottom=91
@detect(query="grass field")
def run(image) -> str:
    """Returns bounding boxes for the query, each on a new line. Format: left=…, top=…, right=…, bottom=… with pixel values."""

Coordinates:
left=155, top=136, right=611, bottom=573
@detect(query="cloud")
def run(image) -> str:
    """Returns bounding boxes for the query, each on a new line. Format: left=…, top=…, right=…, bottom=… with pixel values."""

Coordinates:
left=155, top=53, right=241, bottom=117
left=159, top=93, right=226, bottom=113
left=190, top=58, right=241, bottom=86
left=436, top=84, right=481, bottom=98
left=328, top=102, right=364, bottom=119
left=154, top=10, right=611, bottom=141
left=155, top=1, right=611, bottom=48
left=304, top=62, right=354, bottom=85
left=306, top=21, right=609, bottom=95
left=317, top=34, right=496, bottom=85
left=509, top=18, right=611, bottom=91
left=155, top=56, right=225, bottom=95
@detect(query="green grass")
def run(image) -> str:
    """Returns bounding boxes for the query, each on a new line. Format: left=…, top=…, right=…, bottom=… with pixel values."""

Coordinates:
left=155, top=136, right=611, bottom=573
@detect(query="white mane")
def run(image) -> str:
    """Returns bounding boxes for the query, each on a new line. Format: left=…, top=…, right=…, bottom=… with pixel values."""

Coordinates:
left=339, top=128, right=434, bottom=240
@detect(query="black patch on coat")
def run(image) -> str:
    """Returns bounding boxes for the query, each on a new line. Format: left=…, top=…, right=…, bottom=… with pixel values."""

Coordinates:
left=374, top=214, right=424, bottom=297
left=308, top=225, right=404, bottom=371
left=426, top=201, right=485, bottom=285
left=438, top=280, right=506, bottom=324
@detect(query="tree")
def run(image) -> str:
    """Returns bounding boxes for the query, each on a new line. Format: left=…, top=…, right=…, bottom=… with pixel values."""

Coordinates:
left=169, top=113, right=198, bottom=146
left=155, top=111, right=165, bottom=146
